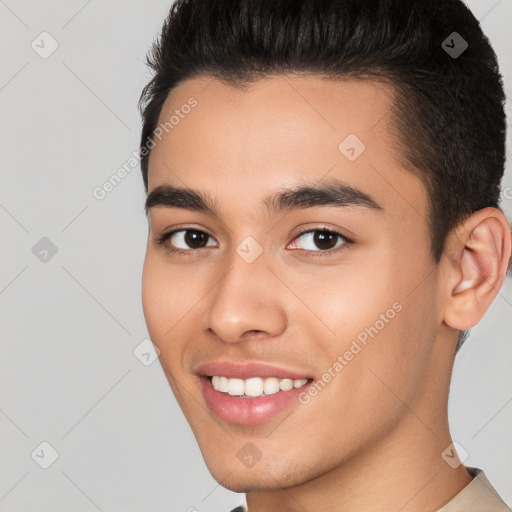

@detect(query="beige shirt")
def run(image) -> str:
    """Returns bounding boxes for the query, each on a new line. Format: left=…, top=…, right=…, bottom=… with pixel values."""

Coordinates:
left=229, top=467, right=511, bottom=512
left=437, top=467, right=511, bottom=512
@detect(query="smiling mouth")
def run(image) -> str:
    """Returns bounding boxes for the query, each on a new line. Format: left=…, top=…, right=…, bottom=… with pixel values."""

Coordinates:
left=209, top=375, right=312, bottom=398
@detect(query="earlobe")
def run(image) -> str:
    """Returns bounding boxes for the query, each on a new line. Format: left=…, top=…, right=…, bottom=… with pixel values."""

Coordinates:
left=443, top=208, right=511, bottom=331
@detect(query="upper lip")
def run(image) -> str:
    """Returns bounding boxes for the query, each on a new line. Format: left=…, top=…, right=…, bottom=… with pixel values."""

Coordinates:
left=194, top=360, right=312, bottom=380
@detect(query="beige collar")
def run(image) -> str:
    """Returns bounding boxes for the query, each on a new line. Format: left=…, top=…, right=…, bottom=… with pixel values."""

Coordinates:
left=436, top=468, right=511, bottom=512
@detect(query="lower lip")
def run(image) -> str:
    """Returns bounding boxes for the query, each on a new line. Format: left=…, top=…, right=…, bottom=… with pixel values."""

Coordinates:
left=200, top=376, right=312, bottom=426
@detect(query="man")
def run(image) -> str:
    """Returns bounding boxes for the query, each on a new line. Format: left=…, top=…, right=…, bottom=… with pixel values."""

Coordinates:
left=139, top=0, right=511, bottom=510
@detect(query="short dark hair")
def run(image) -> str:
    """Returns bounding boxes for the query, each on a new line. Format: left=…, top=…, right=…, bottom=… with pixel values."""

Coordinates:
left=139, top=0, right=507, bottom=345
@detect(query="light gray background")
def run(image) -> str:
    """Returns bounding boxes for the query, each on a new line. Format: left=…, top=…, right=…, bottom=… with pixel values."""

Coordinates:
left=1, top=1, right=511, bottom=511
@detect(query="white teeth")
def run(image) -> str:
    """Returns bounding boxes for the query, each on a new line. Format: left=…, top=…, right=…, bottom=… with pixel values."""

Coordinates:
left=218, top=376, right=229, bottom=393
left=263, top=377, right=280, bottom=395
left=279, top=378, right=294, bottom=391
left=210, top=376, right=309, bottom=397
left=227, top=378, right=244, bottom=396
left=244, top=377, right=264, bottom=397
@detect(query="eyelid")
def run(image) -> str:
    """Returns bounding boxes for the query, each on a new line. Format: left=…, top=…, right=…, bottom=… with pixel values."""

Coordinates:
left=172, top=229, right=217, bottom=249
left=286, top=226, right=353, bottom=253
left=153, top=226, right=219, bottom=253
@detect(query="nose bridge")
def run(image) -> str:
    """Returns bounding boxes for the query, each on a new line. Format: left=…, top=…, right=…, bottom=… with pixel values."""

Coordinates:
left=202, top=243, right=287, bottom=343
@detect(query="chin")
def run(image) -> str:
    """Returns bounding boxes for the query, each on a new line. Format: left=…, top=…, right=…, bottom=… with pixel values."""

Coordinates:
left=202, top=452, right=318, bottom=493
left=209, top=471, right=289, bottom=493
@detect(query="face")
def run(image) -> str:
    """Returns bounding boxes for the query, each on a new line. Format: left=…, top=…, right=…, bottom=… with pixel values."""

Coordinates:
left=142, top=74, right=444, bottom=491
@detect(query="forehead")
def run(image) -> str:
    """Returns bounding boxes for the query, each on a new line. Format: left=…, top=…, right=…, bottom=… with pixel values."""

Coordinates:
left=147, top=74, right=427, bottom=221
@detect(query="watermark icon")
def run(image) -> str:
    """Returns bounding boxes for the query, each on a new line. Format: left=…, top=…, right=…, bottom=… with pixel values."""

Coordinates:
left=92, top=97, right=198, bottom=200
left=236, top=236, right=263, bottom=263
left=441, top=32, right=468, bottom=59
left=298, top=302, right=403, bottom=405
left=31, top=31, right=59, bottom=59
left=133, top=338, right=160, bottom=366
left=338, top=134, right=366, bottom=162
left=503, top=187, right=512, bottom=201
left=441, top=441, right=469, bottom=469
left=32, top=237, right=58, bottom=263
left=237, top=442, right=262, bottom=468
left=31, top=441, right=59, bottom=469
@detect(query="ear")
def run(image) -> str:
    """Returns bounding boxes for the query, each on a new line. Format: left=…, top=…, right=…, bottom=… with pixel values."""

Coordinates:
left=442, top=207, right=512, bottom=331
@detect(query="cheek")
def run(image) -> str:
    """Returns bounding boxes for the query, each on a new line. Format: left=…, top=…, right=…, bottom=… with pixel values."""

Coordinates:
left=141, top=250, right=194, bottom=352
left=141, top=249, right=219, bottom=381
left=299, top=250, right=437, bottom=405
left=141, top=251, right=168, bottom=339
left=289, top=258, right=395, bottom=345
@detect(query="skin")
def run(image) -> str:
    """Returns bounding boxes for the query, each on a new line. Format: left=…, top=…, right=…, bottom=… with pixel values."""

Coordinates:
left=141, top=74, right=511, bottom=512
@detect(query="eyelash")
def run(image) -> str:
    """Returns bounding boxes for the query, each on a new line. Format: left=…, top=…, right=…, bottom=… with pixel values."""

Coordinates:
left=154, top=226, right=354, bottom=258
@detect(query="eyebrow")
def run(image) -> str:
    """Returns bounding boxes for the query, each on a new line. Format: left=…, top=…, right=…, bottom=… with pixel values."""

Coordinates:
left=144, top=178, right=384, bottom=217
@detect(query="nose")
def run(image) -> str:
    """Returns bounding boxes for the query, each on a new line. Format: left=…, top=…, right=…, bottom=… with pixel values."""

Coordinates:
left=201, top=249, right=288, bottom=344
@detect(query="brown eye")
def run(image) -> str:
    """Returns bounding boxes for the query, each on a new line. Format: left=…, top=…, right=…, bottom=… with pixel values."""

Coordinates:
left=168, top=229, right=217, bottom=250
left=312, top=231, right=339, bottom=250
left=183, top=230, right=210, bottom=248
left=288, top=229, right=349, bottom=252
